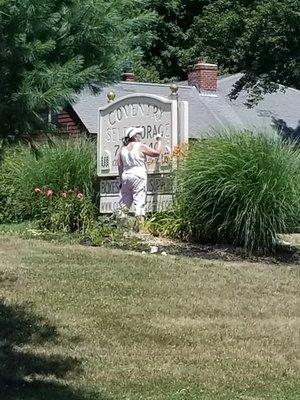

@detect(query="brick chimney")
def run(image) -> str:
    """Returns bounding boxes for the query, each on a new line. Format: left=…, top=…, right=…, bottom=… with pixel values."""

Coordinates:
left=188, top=60, right=218, bottom=92
left=122, top=72, right=135, bottom=82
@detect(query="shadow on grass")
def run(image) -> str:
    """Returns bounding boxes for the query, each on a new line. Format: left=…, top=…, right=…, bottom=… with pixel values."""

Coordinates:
left=0, top=300, right=109, bottom=400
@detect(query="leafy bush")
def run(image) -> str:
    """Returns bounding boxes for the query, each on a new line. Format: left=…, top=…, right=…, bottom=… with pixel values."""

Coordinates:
left=148, top=130, right=300, bottom=252
left=145, top=200, right=191, bottom=240
left=0, top=137, right=97, bottom=228
left=84, top=215, right=149, bottom=251
left=35, top=188, right=95, bottom=233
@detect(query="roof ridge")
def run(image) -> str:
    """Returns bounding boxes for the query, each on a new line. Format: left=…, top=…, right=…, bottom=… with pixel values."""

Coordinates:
left=119, top=81, right=192, bottom=89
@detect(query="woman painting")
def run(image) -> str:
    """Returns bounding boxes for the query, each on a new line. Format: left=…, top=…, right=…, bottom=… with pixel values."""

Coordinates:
left=117, top=126, right=162, bottom=225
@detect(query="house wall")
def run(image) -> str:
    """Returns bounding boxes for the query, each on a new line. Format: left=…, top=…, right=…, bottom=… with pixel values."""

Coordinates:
left=57, top=108, right=86, bottom=135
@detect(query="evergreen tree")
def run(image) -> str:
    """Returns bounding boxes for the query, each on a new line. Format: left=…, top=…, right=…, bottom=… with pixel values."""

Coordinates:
left=0, top=0, right=138, bottom=140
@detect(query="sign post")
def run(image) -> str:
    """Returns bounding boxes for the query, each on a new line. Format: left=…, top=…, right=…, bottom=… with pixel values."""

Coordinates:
left=97, top=90, right=188, bottom=213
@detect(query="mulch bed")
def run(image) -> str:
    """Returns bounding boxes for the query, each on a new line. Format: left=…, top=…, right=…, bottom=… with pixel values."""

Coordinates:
left=132, top=233, right=300, bottom=265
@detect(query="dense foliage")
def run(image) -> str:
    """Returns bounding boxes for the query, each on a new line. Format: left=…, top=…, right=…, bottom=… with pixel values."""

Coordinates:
left=0, top=0, right=150, bottom=140
left=137, top=0, right=299, bottom=103
left=0, top=137, right=96, bottom=230
left=148, top=131, right=300, bottom=252
left=187, top=0, right=299, bottom=104
left=135, top=0, right=208, bottom=81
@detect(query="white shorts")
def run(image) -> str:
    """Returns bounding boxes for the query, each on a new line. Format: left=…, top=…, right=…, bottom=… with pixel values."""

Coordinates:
left=119, top=174, right=147, bottom=216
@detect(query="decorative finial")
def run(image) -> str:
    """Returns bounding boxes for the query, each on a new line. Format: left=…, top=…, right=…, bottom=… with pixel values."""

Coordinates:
left=170, top=83, right=178, bottom=96
left=107, top=91, right=116, bottom=103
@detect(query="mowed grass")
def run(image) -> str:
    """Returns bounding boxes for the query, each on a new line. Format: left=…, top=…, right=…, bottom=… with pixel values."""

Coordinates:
left=0, top=236, right=299, bottom=400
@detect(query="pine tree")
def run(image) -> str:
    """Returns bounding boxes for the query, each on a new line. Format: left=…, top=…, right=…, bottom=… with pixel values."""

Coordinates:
left=0, top=0, right=136, bottom=140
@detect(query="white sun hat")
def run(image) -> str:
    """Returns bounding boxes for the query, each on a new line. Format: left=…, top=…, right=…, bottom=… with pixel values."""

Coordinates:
left=124, top=126, right=144, bottom=139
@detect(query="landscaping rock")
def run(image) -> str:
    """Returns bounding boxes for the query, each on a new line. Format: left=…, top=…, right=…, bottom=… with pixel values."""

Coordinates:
left=150, top=246, right=159, bottom=254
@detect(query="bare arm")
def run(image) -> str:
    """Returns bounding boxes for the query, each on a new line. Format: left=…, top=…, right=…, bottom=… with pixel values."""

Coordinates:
left=140, top=137, right=162, bottom=158
left=117, top=152, right=123, bottom=178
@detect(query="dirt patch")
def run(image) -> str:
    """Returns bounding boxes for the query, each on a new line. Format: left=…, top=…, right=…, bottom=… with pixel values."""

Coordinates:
left=133, top=232, right=300, bottom=265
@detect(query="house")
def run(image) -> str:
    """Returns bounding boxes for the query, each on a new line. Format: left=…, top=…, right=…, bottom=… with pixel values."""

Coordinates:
left=58, top=61, right=300, bottom=140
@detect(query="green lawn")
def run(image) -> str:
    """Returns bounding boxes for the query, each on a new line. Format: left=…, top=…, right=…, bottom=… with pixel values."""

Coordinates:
left=0, top=236, right=299, bottom=400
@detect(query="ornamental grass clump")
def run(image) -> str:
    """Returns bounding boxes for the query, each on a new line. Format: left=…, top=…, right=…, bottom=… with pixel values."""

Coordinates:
left=179, top=130, right=300, bottom=252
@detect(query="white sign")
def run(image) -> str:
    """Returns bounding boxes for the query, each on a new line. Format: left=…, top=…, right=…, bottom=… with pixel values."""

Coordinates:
left=97, top=94, right=178, bottom=177
left=100, top=175, right=173, bottom=196
left=97, top=92, right=188, bottom=214
left=100, top=194, right=174, bottom=214
left=99, top=175, right=173, bottom=214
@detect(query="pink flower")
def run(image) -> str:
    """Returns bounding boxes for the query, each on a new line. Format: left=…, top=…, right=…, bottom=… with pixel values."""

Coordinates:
left=45, top=189, right=53, bottom=198
left=34, top=187, right=42, bottom=196
left=76, top=192, right=84, bottom=200
left=61, top=192, right=67, bottom=198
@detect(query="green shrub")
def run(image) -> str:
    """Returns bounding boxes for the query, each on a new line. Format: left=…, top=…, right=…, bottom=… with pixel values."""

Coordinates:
left=180, top=130, right=300, bottom=251
left=0, top=137, right=97, bottom=228
left=148, top=130, right=300, bottom=252
left=35, top=189, right=95, bottom=233
left=84, top=215, right=149, bottom=251
left=145, top=200, right=191, bottom=240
